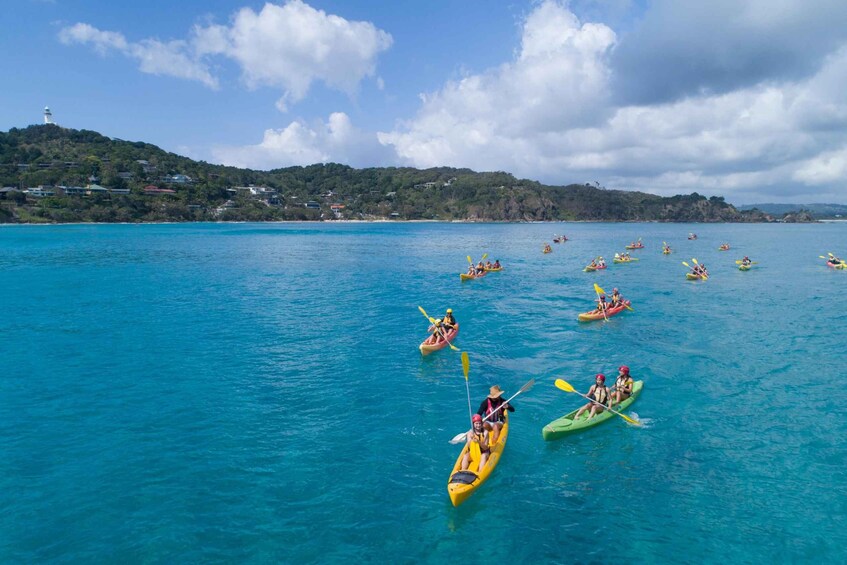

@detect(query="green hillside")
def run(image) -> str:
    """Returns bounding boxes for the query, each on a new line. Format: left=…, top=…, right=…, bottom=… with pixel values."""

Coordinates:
left=0, top=124, right=779, bottom=223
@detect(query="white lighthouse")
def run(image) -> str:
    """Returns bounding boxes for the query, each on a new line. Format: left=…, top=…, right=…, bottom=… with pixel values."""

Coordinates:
left=43, top=106, right=54, bottom=124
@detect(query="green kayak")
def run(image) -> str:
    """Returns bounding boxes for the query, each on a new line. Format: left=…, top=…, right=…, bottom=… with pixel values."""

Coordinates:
left=542, top=381, right=643, bottom=441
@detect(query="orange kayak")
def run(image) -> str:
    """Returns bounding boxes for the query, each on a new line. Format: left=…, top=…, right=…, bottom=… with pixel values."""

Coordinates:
left=419, top=324, right=459, bottom=355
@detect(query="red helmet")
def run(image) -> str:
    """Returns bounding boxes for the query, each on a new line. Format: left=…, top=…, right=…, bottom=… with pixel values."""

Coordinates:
left=619, top=365, right=630, bottom=374
left=595, top=373, right=606, bottom=382
left=472, top=414, right=482, bottom=423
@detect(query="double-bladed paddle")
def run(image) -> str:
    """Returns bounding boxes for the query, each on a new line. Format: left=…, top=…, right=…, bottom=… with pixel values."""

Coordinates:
left=554, top=378, right=641, bottom=426
left=449, top=378, right=535, bottom=444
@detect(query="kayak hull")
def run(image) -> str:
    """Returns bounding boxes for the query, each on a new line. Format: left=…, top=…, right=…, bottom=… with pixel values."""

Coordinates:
left=613, top=258, right=639, bottom=264
left=542, top=381, right=643, bottom=440
left=827, top=261, right=846, bottom=270
left=583, top=264, right=607, bottom=272
left=460, top=271, right=488, bottom=281
left=625, top=245, right=644, bottom=250
left=686, top=273, right=707, bottom=280
left=419, top=324, right=459, bottom=355
left=578, top=300, right=630, bottom=322
left=739, top=264, right=751, bottom=271
left=447, top=412, right=509, bottom=506
left=484, top=267, right=503, bottom=272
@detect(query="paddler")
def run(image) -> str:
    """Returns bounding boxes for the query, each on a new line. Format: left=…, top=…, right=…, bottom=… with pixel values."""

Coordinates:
left=588, top=258, right=598, bottom=269
left=442, top=308, right=457, bottom=332
left=610, top=366, right=634, bottom=406
left=493, top=259, right=501, bottom=269
left=485, top=260, right=493, bottom=270
left=663, top=244, right=671, bottom=253
left=460, top=414, right=490, bottom=471
left=476, top=385, right=514, bottom=445
left=611, top=288, right=622, bottom=307
left=573, top=374, right=611, bottom=421
left=427, top=318, right=446, bottom=344
left=476, top=260, right=485, bottom=274
left=466, top=265, right=476, bottom=277
left=595, top=294, right=608, bottom=313
left=741, top=256, right=752, bottom=266
left=597, top=257, right=606, bottom=268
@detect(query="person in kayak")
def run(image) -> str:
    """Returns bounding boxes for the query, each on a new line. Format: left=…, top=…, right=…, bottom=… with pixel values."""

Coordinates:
left=594, top=294, right=608, bottom=314
left=476, top=385, right=514, bottom=444
left=574, top=374, right=611, bottom=420
left=485, top=260, right=493, bottom=270
left=689, top=233, right=697, bottom=240
left=543, top=244, right=552, bottom=253
left=476, top=260, right=485, bottom=274
left=442, top=308, right=457, bottom=332
left=610, top=366, right=634, bottom=405
left=663, top=244, right=671, bottom=253
left=587, top=258, right=598, bottom=269
left=460, top=414, right=490, bottom=472
left=741, top=256, right=752, bottom=267
left=611, top=288, right=623, bottom=307
left=597, top=257, right=606, bottom=268
left=466, top=265, right=476, bottom=277
left=426, top=318, right=446, bottom=344
left=493, top=259, right=501, bottom=269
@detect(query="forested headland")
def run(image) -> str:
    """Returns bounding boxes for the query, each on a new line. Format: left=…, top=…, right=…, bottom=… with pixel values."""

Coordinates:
left=0, top=124, right=790, bottom=223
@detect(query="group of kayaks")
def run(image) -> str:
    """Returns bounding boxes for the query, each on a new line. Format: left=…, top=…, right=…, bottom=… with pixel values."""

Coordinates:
left=445, top=373, right=644, bottom=506
left=431, top=240, right=846, bottom=506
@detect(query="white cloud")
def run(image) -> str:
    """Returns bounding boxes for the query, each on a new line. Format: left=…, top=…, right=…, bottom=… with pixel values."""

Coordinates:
left=193, top=1, right=392, bottom=103
left=59, top=23, right=218, bottom=88
left=58, top=23, right=128, bottom=54
left=58, top=1, right=391, bottom=106
left=376, top=0, right=847, bottom=202
left=213, top=112, right=392, bottom=169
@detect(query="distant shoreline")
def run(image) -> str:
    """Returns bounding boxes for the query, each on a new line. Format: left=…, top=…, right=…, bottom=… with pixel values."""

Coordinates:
left=0, top=218, right=825, bottom=227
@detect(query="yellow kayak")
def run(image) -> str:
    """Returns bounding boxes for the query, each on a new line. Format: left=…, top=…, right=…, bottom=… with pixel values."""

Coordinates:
left=447, top=412, right=509, bottom=506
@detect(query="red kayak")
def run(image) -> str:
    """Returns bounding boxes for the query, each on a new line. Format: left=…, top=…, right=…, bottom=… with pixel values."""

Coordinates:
left=578, top=300, right=630, bottom=322
left=419, top=324, right=459, bottom=355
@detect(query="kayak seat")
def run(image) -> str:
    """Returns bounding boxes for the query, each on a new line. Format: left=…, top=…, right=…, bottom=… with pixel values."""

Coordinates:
left=449, top=471, right=479, bottom=485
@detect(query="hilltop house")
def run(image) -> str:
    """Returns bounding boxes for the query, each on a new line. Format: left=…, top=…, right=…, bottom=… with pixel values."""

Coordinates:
left=143, top=185, right=176, bottom=195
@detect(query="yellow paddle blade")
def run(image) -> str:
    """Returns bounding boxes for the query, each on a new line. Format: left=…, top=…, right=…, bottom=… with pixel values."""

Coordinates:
left=467, top=255, right=473, bottom=264
left=593, top=283, right=605, bottom=295
left=418, top=305, right=430, bottom=320
left=692, top=258, right=699, bottom=264
left=461, top=352, right=469, bottom=380
left=682, top=261, right=690, bottom=268
left=481, top=253, right=488, bottom=261
left=620, top=412, right=641, bottom=426
left=820, top=256, right=828, bottom=259
left=470, top=439, right=481, bottom=461
left=554, top=378, right=575, bottom=393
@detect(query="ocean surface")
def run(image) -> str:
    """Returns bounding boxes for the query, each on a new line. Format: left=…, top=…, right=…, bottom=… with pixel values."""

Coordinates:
left=2, top=222, right=846, bottom=563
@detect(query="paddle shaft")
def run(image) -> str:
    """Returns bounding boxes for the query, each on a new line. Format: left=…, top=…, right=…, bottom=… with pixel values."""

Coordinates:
left=451, top=381, right=533, bottom=443
left=571, top=388, right=637, bottom=424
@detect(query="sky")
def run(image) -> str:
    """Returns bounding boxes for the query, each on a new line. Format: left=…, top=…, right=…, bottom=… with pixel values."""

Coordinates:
left=3, top=0, right=847, bottom=204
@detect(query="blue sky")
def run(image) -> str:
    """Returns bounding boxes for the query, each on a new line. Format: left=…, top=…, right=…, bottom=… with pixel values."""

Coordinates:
left=3, top=0, right=847, bottom=204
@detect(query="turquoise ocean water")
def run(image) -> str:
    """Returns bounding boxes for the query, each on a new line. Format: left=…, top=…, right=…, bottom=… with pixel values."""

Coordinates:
left=2, top=222, right=846, bottom=563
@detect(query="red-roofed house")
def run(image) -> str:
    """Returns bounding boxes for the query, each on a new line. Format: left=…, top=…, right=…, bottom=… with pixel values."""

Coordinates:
left=144, top=185, right=176, bottom=195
